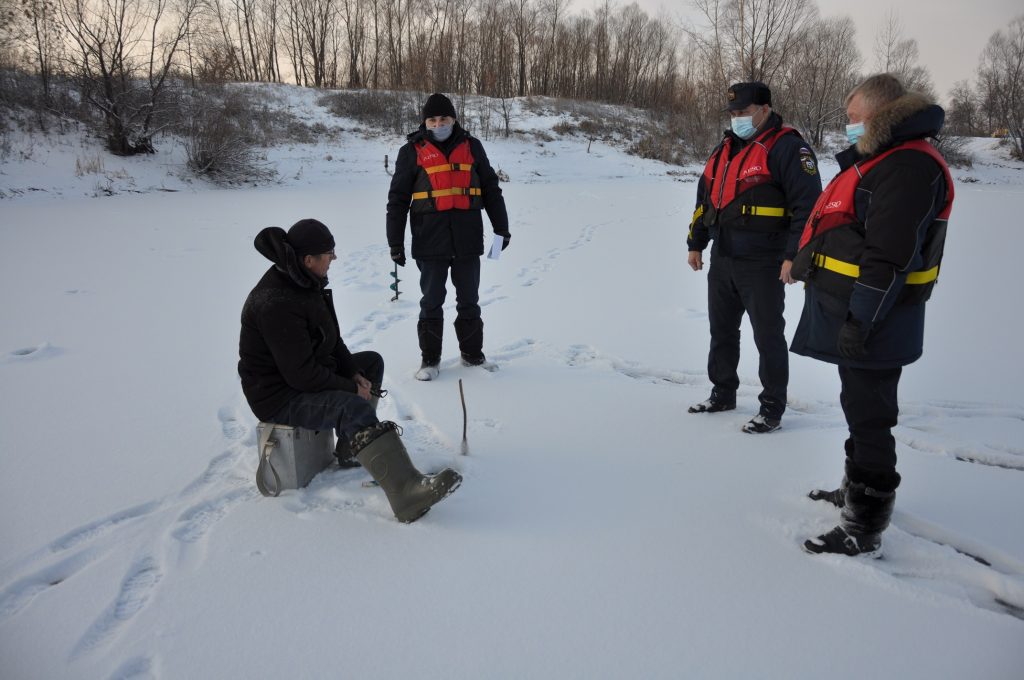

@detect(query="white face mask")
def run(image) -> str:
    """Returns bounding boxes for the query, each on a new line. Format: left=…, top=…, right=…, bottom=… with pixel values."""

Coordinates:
left=845, top=121, right=866, bottom=146
left=730, top=116, right=757, bottom=139
left=430, top=124, right=454, bottom=142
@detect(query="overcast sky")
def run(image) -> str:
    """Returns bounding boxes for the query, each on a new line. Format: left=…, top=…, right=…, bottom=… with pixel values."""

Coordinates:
left=591, top=0, right=1022, bottom=100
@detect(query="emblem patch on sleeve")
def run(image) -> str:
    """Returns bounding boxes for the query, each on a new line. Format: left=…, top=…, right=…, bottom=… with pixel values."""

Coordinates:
left=799, top=147, right=817, bottom=176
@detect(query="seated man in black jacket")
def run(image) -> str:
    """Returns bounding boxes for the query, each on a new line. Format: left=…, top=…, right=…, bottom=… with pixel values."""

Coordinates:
left=238, top=219, right=461, bottom=522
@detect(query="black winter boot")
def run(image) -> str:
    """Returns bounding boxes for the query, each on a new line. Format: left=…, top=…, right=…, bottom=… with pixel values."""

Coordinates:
left=352, top=421, right=462, bottom=523
left=454, top=317, right=484, bottom=363
left=808, top=456, right=854, bottom=508
left=688, top=388, right=737, bottom=414
left=808, top=485, right=846, bottom=507
left=804, top=481, right=896, bottom=557
left=417, top=319, right=443, bottom=365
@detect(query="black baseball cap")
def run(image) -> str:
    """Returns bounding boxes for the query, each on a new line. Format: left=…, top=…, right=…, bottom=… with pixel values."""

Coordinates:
left=726, top=82, right=772, bottom=111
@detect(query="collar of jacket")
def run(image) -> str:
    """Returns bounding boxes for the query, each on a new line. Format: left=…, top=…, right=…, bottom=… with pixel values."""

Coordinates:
left=855, top=92, right=944, bottom=157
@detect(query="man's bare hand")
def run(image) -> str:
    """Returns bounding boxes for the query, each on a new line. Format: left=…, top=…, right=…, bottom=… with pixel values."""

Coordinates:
left=780, top=259, right=795, bottom=284
left=355, top=374, right=372, bottom=400
left=688, top=251, right=703, bottom=271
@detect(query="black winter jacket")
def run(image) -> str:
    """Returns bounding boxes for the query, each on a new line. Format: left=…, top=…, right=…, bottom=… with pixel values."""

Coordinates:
left=387, top=123, right=509, bottom=260
left=238, top=227, right=358, bottom=421
left=688, top=113, right=822, bottom=260
left=790, top=94, right=950, bottom=368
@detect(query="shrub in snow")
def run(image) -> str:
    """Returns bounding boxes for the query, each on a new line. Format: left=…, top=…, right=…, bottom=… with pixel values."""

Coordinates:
left=181, top=89, right=275, bottom=184
left=933, top=135, right=974, bottom=168
left=319, top=89, right=422, bottom=135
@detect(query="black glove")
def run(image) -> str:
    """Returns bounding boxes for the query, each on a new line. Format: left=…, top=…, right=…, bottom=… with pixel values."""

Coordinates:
left=837, top=316, right=870, bottom=359
left=390, top=246, right=406, bottom=267
left=495, top=231, right=511, bottom=251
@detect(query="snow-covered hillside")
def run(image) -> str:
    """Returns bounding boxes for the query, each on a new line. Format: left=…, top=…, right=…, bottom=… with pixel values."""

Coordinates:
left=1, top=88, right=1023, bottom=679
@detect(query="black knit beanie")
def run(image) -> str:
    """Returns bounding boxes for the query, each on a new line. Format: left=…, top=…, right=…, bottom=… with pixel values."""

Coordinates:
left=287, top=218, right=335, bottom=257
left=422, top=93, right=457, bottom=121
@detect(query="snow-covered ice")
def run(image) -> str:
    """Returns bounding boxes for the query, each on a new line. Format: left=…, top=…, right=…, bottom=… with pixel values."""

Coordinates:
left=1, top=89, right=1022, bottom=679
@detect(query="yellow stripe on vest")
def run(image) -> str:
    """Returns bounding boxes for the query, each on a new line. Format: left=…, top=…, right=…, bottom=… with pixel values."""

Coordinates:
left=689, top=205, right=705, bottom=239
left=906, top=266, right=939, bottom=284
left=423, top=163, right=473, bottom=175
left=411, top=187, right=483, bottom=200
left=812, top=254, right=938, bottom=285
left=740, top=205, right=789, bottom=218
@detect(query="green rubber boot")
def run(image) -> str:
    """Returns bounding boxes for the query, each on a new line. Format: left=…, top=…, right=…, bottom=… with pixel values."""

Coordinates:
left=353, top=422, right=462, bottom=523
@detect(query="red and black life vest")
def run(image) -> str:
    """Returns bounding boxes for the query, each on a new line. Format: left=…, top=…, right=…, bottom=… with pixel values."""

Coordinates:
left=411, top=139, right=483, bottom=213
left=794, top=139, right=954, bottom=303
left=693, top=126, right=798, bottom=233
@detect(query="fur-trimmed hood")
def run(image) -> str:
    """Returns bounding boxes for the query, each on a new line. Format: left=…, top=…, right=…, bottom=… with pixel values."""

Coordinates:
left=857, top=92, right=945, bottom=157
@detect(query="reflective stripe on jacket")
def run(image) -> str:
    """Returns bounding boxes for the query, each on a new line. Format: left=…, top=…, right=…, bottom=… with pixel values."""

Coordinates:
left=794, top=139, right=954, bottom=304
left=699, top=126, right=798, bottom=232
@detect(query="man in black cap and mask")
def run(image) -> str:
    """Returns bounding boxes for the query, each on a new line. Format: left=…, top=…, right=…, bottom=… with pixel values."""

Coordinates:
left=238, top=218, right=462, bottom=522
left=686, top=81, right=822, bottom=433
left=387, top=92, right=510, bottom=380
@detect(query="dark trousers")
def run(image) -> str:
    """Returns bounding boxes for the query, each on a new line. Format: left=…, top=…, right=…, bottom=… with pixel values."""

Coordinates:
left=270, top=351, right=384, bottom=443
left=416, top=256, right=481, bottom=321
left=706, top=250, right=788, bottom=419
left=839, top=365, right=902, bottom=478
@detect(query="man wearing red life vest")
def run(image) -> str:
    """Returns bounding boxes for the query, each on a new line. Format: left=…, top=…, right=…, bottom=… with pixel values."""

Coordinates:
left=687, top=82, right=823, bottom=434
left=791, top=74, right=954, bottom=557
left=387, top=93, right=510, bottom=380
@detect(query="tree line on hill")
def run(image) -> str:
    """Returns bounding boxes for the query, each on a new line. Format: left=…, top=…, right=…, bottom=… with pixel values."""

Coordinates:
left=1, top=0, right=1021, bottom=163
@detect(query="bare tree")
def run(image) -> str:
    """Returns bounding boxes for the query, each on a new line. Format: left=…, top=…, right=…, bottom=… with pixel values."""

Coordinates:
left=19, top=0, right=61, bottom=101
left=872, top=9, right=934, bottom=96
left=945, top=79, right=981, bottom=137
left=282, top=0, right=340, bottom=86
left=977, top=15, right=1024, bottom=158
left=506, top=0, right=537, bottom=97
left=340, top=0, right=367, bottom=86
left=780, top=15, right=860, bottom=147
left=688, top=0, right=815, bottom=100
left=57, top=0, right=202, bottom=154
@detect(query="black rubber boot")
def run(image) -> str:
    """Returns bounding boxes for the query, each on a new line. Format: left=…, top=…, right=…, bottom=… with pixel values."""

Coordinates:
left=808, top=456, right=854, bottom=508
left=454, top=317, right=484, bottom=364
left=804, top=481, right=896, bottom=557
left=808, top=485, right=846, bottom=507
left=352, top=422, right=462, bottom=523
left=417, top=319, right=443, bottom=365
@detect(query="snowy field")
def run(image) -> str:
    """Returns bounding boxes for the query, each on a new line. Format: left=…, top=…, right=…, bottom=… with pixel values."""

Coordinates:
left=1, top=89, right=1023, bottom=679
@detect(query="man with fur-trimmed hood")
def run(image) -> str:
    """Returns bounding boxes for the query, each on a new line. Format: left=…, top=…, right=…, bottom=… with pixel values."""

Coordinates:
left=790, top=74, right=955, bottom=556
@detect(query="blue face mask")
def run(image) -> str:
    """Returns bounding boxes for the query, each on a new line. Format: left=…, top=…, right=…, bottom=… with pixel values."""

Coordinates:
left=846, top=122, right=865, bottom=146
left=730, top=116, right=757, bottom=140
left=430, top=124, right=454, bottom=142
